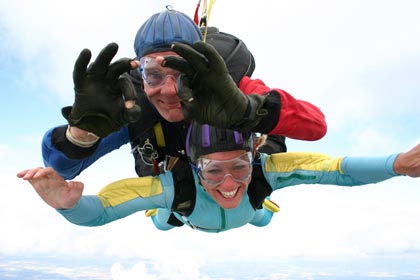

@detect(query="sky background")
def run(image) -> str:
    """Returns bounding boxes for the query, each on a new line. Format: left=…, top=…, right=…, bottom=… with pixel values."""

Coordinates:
left=1, top=0, right=420, bottom=279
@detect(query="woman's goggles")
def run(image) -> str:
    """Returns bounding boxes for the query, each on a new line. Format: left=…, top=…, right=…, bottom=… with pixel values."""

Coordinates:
left=195, top=152, right=253, bottom=187
left=139, top=56, right=181, bottom=88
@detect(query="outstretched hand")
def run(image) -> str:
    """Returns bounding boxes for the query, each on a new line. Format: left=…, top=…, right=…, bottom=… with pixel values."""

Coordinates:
left=17, top=167, right=83, bottom=209
left=62, top=42, right=142, bottom=138
left=394, top=143, right=420, bottom=177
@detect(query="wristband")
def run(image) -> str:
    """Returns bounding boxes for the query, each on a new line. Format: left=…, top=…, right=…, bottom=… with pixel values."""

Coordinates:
left=66, top=126, right=99, bottom=148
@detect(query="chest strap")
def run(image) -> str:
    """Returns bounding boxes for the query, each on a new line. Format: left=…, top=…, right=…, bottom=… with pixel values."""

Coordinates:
left=153, top=122, right=166, bottom=148
left=247, top=152, right=273, bottom=210
left=167, top=158, right=196, bottom=226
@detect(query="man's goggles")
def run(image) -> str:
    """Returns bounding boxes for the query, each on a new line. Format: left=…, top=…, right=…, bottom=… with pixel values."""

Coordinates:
left=139, top=56, right=181, bottom=87
left=195, top=152, right=253, bottom=187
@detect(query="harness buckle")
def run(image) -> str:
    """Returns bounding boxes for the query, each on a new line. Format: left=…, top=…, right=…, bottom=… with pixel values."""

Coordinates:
left=132, top=139, right=158, bottom=167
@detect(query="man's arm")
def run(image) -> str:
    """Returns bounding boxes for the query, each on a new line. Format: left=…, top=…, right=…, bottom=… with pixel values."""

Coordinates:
left=42, top=125, right=130, bottom=180
left=164, top=41, right=327, bottom=140
left=239, top=76, right=327, bottom=140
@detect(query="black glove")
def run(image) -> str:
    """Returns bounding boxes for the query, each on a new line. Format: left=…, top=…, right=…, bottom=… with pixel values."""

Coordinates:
left=62, top=42, right=141, bottom=138
left=163, top=41, right=267, bottom=131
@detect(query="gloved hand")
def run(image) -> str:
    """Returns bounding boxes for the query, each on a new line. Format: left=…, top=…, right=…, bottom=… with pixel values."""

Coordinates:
left=62, top=42, right=141, bottom=138
left=163, top=41, right=267, bottom=131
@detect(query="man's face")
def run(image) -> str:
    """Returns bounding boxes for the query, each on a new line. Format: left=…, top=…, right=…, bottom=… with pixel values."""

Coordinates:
left=197, top=150, right=252, bottom=209
left=141, top=51, right=184, bottom=122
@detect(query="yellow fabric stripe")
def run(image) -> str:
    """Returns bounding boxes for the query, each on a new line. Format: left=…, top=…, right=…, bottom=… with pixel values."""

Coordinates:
left=263, top=199, right=280, bottom=213
left=153, top=122, right=166, bottom=147
left=264, top=152, right=343, bottom=173
left=98, top=177, right=163, bottom=207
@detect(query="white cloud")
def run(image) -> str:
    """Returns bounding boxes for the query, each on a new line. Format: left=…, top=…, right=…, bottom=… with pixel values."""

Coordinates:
left=110, top=255, right=212, bottom=280
left=111, top=262, right=158, bottom=280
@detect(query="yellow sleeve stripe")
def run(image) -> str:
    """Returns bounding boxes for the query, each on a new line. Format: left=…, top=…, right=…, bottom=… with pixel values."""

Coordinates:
left=263, top=199, right=280, bottom=213
left=98, top=177, right=163, bottom=207
left=264, top=152, right=343, bottom=173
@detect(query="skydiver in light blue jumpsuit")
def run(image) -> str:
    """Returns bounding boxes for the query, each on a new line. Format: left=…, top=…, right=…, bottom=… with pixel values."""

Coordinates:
left=18, top=121, right=419, bottom=233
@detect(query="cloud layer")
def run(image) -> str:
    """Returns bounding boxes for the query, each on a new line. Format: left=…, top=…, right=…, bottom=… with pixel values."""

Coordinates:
left=2, top=0, right=420, bottom=278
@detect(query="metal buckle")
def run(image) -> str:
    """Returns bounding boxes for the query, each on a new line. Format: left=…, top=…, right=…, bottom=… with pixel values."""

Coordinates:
left=131, top=139, right=158, bottom=166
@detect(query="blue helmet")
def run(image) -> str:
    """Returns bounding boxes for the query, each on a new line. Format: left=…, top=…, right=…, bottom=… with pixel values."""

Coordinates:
left=186, top=121, right=254, bottom=163
left=134, top=8, right=203, bottom=58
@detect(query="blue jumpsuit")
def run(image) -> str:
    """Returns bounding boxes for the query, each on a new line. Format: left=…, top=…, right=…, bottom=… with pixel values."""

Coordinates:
left=57, top=152, right=400, bottom=233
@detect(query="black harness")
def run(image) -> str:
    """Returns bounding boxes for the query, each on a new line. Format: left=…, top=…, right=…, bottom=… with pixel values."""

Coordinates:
left=167, top=152, right=273, bottom=227
left=125, top=71, right=281, bottom=227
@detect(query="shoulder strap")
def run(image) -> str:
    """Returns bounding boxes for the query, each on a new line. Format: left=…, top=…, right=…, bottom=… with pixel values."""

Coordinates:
left=153, top=122, right=166, bottom=148
left=166, top=158, right=196, bottom=226
left=247, top=152, right=273, bottom=210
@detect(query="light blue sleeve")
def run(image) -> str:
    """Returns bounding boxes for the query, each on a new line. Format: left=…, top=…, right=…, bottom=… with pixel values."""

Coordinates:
left=340, top=154, right=400, bottom=183
left=260, top=152, right=402, bottom=190
left=249, top=208, right=274, bottom=227
left=57, top=172, right=176, bottom=226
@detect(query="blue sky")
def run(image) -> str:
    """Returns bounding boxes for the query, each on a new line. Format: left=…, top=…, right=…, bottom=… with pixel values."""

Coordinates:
left=2, top=0, right=420, bottom=279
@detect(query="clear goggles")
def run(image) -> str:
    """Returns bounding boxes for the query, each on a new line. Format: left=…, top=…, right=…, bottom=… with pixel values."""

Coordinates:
left=139, top=56, right=181, bottom=88
left=194, top=152, right=253, bottom=187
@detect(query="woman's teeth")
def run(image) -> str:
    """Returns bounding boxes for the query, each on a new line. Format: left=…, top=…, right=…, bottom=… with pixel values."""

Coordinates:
left=219, top=188, right=238, bottom=198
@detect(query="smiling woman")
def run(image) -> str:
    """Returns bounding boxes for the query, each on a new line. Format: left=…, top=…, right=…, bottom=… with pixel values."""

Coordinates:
left=17, top=120, right=420, bottom=233
left=186, top=123, right=255, bottom=209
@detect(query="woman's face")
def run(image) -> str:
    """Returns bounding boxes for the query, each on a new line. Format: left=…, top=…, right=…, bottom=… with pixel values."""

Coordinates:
left=197, top=150, right=252, bottom=209
left=141, top=51, right=184, bottom=122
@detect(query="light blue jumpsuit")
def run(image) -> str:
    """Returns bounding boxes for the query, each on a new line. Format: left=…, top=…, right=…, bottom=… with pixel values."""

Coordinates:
left=57, top=152, right=400, bottom=233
